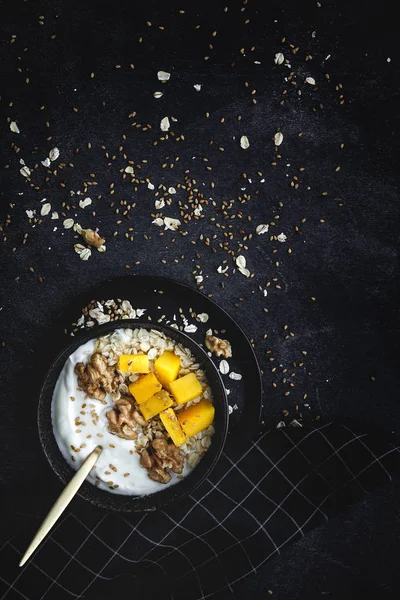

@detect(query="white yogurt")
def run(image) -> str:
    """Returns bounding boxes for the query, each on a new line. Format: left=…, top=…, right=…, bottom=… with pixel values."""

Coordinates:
left=51, top=338, right=186, bottom=496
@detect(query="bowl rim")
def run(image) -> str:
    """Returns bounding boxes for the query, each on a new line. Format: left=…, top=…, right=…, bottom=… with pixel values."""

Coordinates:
left=37, top=320, right=229, bottom=512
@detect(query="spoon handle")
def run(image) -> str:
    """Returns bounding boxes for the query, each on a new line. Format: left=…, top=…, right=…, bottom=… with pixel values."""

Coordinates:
left=19, top=445, right=103, bottom=567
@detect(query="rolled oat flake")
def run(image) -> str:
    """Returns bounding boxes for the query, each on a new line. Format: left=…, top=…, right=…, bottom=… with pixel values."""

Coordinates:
left=49, top=147, right=60, bottom=162
left=10, top=121, right=20, bottom=133
left=229, top=372, right=242, bottom=381
left=63, top=218, right=74, bottom=229
left=197, top=313, right=209, bottom=323
left=160, top=117, right=170, bottom=131
left=40, top=203, right=51, bottom=216
left=157, top=70, right=171, bottom=81
left=20, top=166, right=31, bottom=178
left=240, top=135, right=250, bottom=150
left=236, top=255, right=246, bottom=269
left=256, top=224, right=269, bottom=235
left=219, top=360, right=230, bottom=375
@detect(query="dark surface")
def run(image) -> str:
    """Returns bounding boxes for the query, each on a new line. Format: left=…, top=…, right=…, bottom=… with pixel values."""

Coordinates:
left=1, top=0, right=399, bottom=598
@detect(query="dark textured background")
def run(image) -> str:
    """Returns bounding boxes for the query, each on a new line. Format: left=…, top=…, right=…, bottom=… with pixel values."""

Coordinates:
left=1, top=0, right=399, bottom=597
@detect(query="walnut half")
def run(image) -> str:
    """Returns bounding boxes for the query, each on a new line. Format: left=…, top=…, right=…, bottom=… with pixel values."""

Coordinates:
left=75, top=352, right=121, bottom=402
left=148, top=467, right=171, bottom=484
left=139, top=439, right=184, bottom=484
left=106, top=398, right=138, bottom=440
left=205, top=334, right=232, bottom=358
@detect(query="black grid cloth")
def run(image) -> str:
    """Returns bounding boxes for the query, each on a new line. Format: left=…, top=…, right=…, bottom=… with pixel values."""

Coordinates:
left=1, top=422, right=399, bottom=600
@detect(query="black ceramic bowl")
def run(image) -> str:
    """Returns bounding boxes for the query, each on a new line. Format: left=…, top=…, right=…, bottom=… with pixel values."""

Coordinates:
left=37, top=320, right=229, bottom=512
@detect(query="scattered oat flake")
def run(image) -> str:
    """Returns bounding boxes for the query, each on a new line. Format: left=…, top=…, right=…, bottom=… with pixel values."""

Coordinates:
left=256, top=224, right=269, bottom=235
left=155, top=199, right=165, bottom=210
left=74, top=244, right=91, bottom=261
left=26, top=209, right=34, bottom=219
left=240, top=135, right=250, bottom=150
left=195, top=275, right=203, bottom=284
left=153, top=91, right=163, bottom=98
left=124, top=166, right=134, bottom=174
left=41, top=158, right=51, bottom=167
left=20, top=166, right=31, bottom=178
left=235, top=255, right=246, bottom=269
left=164, top=217, right=181, bottom=231
left=79, top=197, right=92, bottom=209
left=305, top=77, right=316, bottom=85
left=194, top=84, right=201, bottom=91
left=152, top=218, right=164, bottom=227
left=219, top=360, right=229, bottom=375
left=157, top=70, right=171, bottom=81
left=197, top=313, right=209, bottom=323
left=80, top=248, right=91, bottom=261
left=184, top=324, right=197, bottom=333
left=168, top=187, right=176, bottom=194
left=274, top=52, right=284, bottom=65
left=51, top=211, right=59, bottom=220
left=274, top=132, right=283, bottom=146
left=160, top=117, right=170, bottom=131
left=40, top=203, right=51, bottom=216
left=277, top=233, right=287, bottom=242
left=49, top=147, right=60, bottom=162
left=148, top=182, right=155, bottom=190
left=238, top=267, right=250, bottom=278
left=10, top=121, right=20, bottom=133
left=63, top=218, right=74, bottom=229
left=217, top=265, right=228, bottom=274
left=229, top=372, right=242, bottom=381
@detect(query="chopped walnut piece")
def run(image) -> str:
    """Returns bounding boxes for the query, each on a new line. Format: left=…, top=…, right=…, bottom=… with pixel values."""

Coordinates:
left=75, top=352, right=121, bottom=402
left=106, top=397, right=138, bottom=440
left=205, top=334, right=232, bottom=358
left=140, top=448, right=154, bottom=469
left=132, top=410, right=146, bottom=426
left=151, top=438, right=184, bottom=474
left=148, top=467, right=171, bottom=484
left=81, top=228, right=105, bottom=248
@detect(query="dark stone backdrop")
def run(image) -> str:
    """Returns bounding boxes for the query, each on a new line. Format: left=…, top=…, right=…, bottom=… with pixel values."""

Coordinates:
left=1, top=0, right=399, bottom=597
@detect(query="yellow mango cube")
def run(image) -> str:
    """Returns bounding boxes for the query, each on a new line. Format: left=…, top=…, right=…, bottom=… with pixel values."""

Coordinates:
left=169, top=373, right=203, bottom=405
left=139, top=390, right=174, bottom=421
left=154, top=351, right=181, bottom=387
left=118, top=354, right=149, bottom=374
left=160, top=408, right=187, bottom=446
left=177, top=399, right=215, bottom=438
left=129, top=373, right=162, bottom=404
